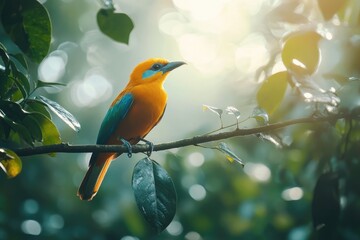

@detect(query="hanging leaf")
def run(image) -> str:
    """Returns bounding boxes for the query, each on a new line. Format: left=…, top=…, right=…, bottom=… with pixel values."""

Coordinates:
left=1, top=0, right=51, bottom=63
left=36, top=95, right=81, bottom=132
left=97, top=8, right=134, bottom=44
left=132, top=157, right=177, bottom=233
left=282, top=31, right=322, bottom=75
left=217, top=142, right=245, bottom=167
left=256, top=71, right=289, bottom=116
left=251, top=107, right=269, bottom=125
left=256, top=133, right=283, bottom=148
left=312, top=172, right=340, bottom=239
left=0, top=148, right=22, bottom=178
left=225, top=106, right=241, bottom=119
left=203, top=104, right=224, bottom=127
left=203, top=104, right=223, bottom=117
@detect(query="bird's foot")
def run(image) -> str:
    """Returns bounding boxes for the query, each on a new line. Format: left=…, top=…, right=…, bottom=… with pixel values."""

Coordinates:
left=120, top=138, right=133, bottom=158
left=139, top=138, right=154, bottom=157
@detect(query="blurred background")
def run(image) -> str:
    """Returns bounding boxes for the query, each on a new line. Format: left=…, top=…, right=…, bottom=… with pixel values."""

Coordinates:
left=1, top=0, right=360, bottom=239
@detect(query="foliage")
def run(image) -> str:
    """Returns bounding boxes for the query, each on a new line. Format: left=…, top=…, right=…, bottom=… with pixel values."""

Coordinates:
left=0, top=0, right=360, bottom=239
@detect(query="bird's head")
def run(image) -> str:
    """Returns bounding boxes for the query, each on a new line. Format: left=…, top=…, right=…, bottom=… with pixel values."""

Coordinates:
left=129, top=58, right=185, bottom=86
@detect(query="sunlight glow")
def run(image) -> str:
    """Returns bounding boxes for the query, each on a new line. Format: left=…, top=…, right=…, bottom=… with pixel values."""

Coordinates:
left=71, top=71, right=113, bottom=107
left=38, top=50, right=67, bottom=82
left=235, top=34, right=270, bottom=74
left=281, top=187, right=304, bottom=201
left=178, top=33, right=218, bottom=65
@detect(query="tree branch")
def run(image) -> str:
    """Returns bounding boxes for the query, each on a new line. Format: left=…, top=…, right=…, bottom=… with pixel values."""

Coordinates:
left=13, top=114, right=345, bottom=157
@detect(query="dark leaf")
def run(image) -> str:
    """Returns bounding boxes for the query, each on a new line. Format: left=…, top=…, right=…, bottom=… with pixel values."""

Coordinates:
left=1, top=0, right=51, bottom=62
left=36, top=95, right=81, bottom=132
left=10, top=53, right=28, bottom=70
left=312, top=172, right=340, bottom=239
left=9, top=61, right=30, bottom=99
left=132, top=157, right=177, bottom=233
left=24, top=99, right=52, bottom=119
left=22, top=114, right=42, bottom=142
left=97, top=8, right=134, bottom=44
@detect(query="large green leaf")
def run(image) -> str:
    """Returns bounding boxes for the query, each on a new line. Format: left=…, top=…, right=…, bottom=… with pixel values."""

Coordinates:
left=256, top=71, right=289, bottom=116
left=0, top=148, right=22, bottom=178
left=30, top=112, right=61, bottom=145
left=132, top=157, right=177, bottom=233
left=1, top=0, right=51, bottom=63
left=97, top=8, right=134, bottom=44
left=281, top=31, right=322, bottom=75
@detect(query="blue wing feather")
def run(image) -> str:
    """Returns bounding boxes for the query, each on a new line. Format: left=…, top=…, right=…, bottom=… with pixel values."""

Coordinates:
left=96, top=93, right=134, bottom=144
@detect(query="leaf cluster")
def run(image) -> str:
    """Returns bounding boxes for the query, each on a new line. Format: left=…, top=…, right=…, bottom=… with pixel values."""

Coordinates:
left=0, top=0, right=79, bottom=178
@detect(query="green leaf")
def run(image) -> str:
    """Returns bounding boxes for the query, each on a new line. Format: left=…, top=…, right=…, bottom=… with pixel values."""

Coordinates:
left=0, top=148, right=22, bottom=178
left=256, top=71, right=289, bottom=115
left=36, top=95, right=81, bottom=132
left=10, top=53, right=28, bottom=70
left=0, top=101, right=35, bottom=145
left=218, top=142, right=245, bottom=167
left=24, top=99, right=52, bottom=119
left=132, top=157, right=177, bottom=233
left=97, top=8, right=134, bottom=44
left=22, top=114, right=42, bottom=142
left=36, top=80, right=66, bottom=89
left=1, top=0, right=51, bottom=63
left=30, top=112, right=61, bottom=145
left=9, top=61, right=30, bottom=99
left=281, top=31, right=322, bottom=75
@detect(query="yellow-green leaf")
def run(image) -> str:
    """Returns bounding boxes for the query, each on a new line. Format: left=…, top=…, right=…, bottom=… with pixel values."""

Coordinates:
left=282, top=31, right=322, bottom=75
left=0, top=148, right=22, bottom=178
left=256, top=71, right=289, bottom=116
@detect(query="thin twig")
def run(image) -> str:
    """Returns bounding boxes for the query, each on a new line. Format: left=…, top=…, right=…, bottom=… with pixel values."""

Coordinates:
left=13, top=114, right=345, bottom=157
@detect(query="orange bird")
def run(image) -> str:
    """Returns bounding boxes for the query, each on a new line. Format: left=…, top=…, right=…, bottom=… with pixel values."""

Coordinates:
left=78, top=58, right=185, bottom=201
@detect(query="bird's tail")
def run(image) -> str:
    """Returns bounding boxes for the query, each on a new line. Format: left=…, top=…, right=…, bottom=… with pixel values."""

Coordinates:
left=77, top=153, right=116, bottom=201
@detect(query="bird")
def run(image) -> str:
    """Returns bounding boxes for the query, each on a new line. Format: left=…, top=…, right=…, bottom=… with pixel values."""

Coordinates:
left=77, top=58, right=185, bottom=201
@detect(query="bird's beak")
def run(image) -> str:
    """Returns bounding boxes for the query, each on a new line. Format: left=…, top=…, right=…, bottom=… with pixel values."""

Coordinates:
left=161, top=61, right=186, bottom=73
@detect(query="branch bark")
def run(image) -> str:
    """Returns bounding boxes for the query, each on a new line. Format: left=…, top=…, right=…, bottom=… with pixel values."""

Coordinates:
left=13, top=114, right=344, bottom=157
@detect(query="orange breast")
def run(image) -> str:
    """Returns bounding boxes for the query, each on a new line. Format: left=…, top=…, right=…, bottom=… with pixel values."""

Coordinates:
left=106, top=83, right=168, bottom=145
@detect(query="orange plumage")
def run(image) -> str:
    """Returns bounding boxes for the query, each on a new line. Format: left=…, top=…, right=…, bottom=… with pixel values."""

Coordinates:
left=78, top=58, right=184, bottom=200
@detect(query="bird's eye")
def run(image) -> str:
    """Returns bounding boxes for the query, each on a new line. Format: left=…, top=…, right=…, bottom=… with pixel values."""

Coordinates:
left=151, top=63, right=162, bottom=70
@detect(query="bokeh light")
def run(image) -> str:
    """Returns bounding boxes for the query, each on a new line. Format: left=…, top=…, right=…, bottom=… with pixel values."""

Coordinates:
left=166, top=220, right=183, bottom=236
left=244, top=163, right=271, bottom=182
left=281, top=187, right=304, bottom=201
left=38, top=50, right=68, bottom=83
left=21, top=220, right=42, bottom=236
left=189, top=184, right=207, bottom=201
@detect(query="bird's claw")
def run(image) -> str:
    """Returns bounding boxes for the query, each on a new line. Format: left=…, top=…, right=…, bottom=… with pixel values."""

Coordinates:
left=140, top=138, right=154, bottom=157
left=120, top=138, right=133, bottom=158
